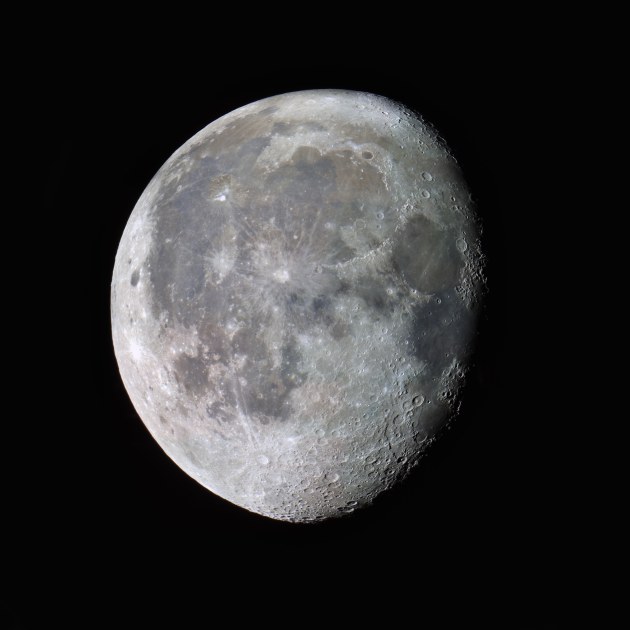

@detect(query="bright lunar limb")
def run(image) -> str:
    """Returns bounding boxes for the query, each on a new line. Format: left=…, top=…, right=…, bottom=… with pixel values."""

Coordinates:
left=111, top=90, right=485, bottom=523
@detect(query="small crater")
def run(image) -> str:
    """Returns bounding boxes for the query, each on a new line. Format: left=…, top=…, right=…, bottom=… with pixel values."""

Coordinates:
left=362, top=151, right=373, bottom=159
left=337, top=506, right=353, bottom=513
left=207, top=173, right=232, bottom=201
left=422, top=172, right=433, bottom=181
left=130, top=270, right=140, bottom=286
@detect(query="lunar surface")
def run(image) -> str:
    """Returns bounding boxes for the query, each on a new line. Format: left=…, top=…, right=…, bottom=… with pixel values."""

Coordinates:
left=111, top=89, right=485, bottom=522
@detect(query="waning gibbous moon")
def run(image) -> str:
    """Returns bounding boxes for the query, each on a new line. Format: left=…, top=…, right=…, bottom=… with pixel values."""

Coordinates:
left=111, top=89, right=485, bottom=523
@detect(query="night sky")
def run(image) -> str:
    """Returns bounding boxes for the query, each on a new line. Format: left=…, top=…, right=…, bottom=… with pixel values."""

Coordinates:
left=11, top=31, right=569, bottom=628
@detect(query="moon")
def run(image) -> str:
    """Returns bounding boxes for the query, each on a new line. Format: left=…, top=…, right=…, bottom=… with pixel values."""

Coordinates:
left=111, top=89, right=485, bottom=523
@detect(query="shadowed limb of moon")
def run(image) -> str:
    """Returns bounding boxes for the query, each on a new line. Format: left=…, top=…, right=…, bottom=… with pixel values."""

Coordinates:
left=111, top=89, right=485, bottom=523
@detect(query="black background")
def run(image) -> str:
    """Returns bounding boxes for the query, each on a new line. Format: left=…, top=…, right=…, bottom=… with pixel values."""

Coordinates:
left=13, top=32, right=569, bottom=629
